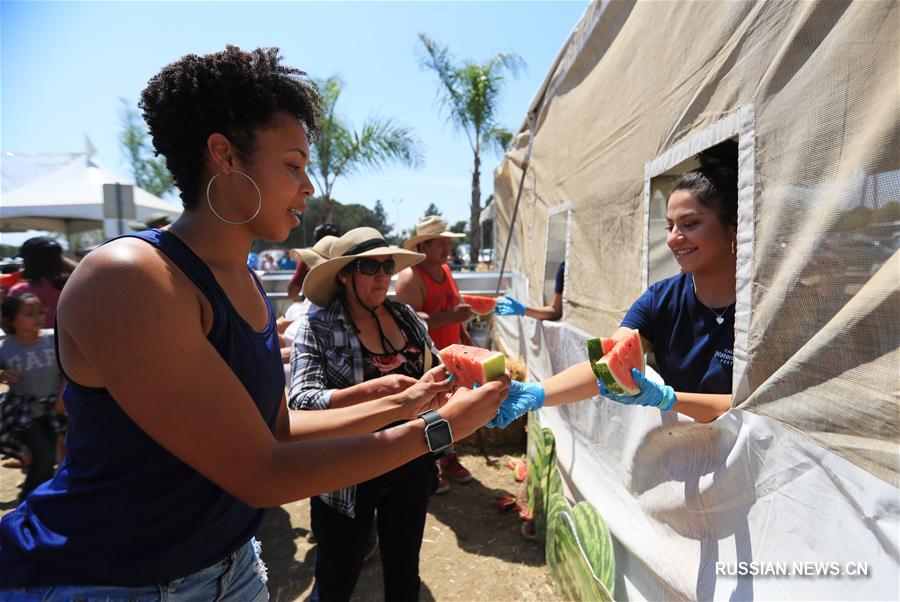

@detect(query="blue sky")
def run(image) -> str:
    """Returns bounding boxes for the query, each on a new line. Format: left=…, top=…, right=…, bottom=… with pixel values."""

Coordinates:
left=1, top=0, right=587, bottom=245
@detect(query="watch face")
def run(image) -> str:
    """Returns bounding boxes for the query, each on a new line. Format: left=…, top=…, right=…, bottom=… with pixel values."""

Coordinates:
left=426, top=421, right=453, bottom=451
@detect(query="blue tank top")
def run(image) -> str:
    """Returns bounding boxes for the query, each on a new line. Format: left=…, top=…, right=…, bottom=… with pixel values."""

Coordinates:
left=0, top=230, right=285, bottom=587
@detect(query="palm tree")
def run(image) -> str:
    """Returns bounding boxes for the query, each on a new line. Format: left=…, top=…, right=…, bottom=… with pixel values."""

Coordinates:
left=418, top=33, right=524, bottom=263
left=309, top=76, right=423, bottom=220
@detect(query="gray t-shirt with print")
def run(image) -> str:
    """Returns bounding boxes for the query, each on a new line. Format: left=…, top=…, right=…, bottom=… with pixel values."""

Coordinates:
left=0, top=332, right=60, bottom=398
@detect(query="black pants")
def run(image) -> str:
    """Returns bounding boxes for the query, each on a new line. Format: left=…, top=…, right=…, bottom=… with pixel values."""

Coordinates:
left=19, top=415, right=56, bottom=499
left=310, top=454, right=437, bottom=602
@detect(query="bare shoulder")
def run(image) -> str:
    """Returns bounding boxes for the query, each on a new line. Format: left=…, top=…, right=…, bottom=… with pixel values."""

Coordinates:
left=59, top=238, right=200, bottom=343
left=395, top=266, right=421, bottom=290
left=394, top=266, right=423, bottom=306
left=63, top=237, right=190, bottom=300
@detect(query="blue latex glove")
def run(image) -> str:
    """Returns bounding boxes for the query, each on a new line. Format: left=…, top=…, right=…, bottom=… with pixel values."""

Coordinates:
left=486, top=381, right=545, bottom=429
left=494, top=295, right=526, bottom=316
left=598, top=369, right=676, bottom=411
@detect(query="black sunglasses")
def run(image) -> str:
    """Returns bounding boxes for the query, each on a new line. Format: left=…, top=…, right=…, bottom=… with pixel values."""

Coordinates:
left=354, top=258, right=397, bottom=276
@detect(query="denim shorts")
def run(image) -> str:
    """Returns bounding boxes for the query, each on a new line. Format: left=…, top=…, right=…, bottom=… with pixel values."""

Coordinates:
left=1, top=538, right=268, bottom=601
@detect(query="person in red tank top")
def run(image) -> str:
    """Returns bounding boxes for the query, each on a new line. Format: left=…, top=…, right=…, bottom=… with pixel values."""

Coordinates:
left=395, top=216, right=475, bottom=491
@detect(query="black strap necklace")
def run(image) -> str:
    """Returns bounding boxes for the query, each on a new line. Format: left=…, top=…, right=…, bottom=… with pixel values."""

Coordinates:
left=348, top=278, right=404, bottom=354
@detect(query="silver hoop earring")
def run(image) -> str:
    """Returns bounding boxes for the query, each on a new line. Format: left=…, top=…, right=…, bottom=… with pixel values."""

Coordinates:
left=206, top=170, right=262, bottom=225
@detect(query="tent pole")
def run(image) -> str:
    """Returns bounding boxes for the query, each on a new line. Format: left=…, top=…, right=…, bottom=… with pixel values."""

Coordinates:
left=495, top=114, right=536, bottom=296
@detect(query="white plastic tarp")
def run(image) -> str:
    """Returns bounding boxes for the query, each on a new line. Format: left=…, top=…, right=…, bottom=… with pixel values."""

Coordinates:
left=494, top=271, right=898, bottom=600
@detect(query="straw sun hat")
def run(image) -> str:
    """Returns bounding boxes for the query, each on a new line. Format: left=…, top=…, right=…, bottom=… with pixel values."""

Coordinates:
left=289, top=235, right=339, bottom=269
left=302, top=227, right=424, bottom=307
left=402, top=216, right=465, bottom=251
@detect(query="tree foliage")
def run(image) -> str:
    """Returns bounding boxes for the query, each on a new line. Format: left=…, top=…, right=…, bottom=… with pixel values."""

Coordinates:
left=309, top=76, right=424, bottom=220
left=450, top=220, right=467, bottom=234
left=418, top=33, right=524, bottom=263
left=423, top=203, right=443, bottom=217
left=118, top=98, right=175, bottom=198
left=252, top=196, right=394, bottom=253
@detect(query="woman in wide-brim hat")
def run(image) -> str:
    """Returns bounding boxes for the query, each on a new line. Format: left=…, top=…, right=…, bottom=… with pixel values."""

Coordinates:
left=285, top=234, right=339, bottom=304
left=288, top=234, right=338, bottom=271
left=280, top=235, right=340, bottom=366
left=290, top=227, right=449, bottom=601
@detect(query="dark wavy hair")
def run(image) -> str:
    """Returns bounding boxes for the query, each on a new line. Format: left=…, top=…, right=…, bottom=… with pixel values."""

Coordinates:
left=1, top=293, right=40, bottom=335
left=314, top=222, right=340, bottom=242
left=139, top=46, right=321, bottom=209
left=670, top=139, right=739, bottom=228
left=20, top=239, right=68, bottom=290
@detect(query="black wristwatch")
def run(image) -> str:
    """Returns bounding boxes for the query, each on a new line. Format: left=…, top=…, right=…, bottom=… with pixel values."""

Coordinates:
left=418, top=410, right=453, bottom=455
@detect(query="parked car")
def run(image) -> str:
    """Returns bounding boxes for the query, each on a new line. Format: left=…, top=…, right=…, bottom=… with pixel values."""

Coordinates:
left=455, top=244, right=493, bottom=264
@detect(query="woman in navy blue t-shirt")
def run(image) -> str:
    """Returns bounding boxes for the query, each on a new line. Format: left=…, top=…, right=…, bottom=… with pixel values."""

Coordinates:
left=495, top=145, right=737, bottom=424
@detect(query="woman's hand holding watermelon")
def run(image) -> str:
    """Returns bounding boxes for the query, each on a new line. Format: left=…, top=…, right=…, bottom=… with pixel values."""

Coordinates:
left=393, top=366, right=455, bottom=420
left=494, top=295, right=526, bottom=316
left=485, top=380, right=545, bottom=428
left=368, top=374, right=420, bottom=398
left=438, top=375, right=510, bottom=439
left=598, top=369, right=676, bottom=410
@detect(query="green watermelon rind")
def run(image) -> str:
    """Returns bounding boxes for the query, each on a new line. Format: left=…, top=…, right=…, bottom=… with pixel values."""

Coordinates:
left=572, top=502, right=616, bottom=595
left=586, top=338, right=604, bottom=365
left=595, top=360, right=639, bottom=396
left=526, top=417, right=617, bottom=600
left=480, top=352, right=506, bottom=382
left=547, top=506, right=615, bottom=602
left=586, top=337, right=626, bottom=383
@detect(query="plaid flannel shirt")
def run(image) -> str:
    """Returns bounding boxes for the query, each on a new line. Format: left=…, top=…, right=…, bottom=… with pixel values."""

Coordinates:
left=288, top=297, right=438, bottom=517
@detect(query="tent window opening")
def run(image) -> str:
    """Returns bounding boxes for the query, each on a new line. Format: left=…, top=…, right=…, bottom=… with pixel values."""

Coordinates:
left=544, top=203, right=570, bottom=311
left=646, top=140, right=738, bottom=284
left=645, top=138, right=740, bottom=372
left=643, top=104, right=755, bottom=399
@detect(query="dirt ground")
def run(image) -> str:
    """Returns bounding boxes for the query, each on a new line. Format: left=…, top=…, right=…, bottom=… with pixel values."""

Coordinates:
left=0, top=446, right=559, bottom=602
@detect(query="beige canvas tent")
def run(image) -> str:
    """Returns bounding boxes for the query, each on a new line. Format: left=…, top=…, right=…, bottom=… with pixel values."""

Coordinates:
left=492, top=1, right=898, bottom=599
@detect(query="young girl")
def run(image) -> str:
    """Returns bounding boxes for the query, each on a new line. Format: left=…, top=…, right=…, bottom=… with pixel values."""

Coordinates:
left=0, top=293, right=66, bottom=501
left=7, top=236, right=71, bottom=328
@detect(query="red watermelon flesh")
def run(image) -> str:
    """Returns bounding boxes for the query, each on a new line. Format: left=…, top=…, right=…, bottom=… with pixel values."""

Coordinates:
left=461, top=294, right=498, bottom=316
left=439, top=344, right=506, bottom=388
left=588, top=329, right=644, bottom=396
left=601, top=338, right=616, bottom=355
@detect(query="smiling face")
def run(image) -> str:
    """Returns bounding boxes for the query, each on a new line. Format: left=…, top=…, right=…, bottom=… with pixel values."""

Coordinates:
left=11, top=297, right=45, bottom=337
left=421, top=237, right=451, bottom=265
left=666, top=190, right=736, bottom=275
left=234, top=111, right=315, bottom=242
left=340, top=254, right=393, bottom=307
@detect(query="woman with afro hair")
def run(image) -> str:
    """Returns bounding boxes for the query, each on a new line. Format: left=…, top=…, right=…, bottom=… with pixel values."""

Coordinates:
left=0, top=46, right=507, bottom=599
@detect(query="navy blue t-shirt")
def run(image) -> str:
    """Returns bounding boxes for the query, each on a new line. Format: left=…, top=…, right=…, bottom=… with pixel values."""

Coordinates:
left=554, top=261, right=565, bottom=295
left=621, top=273, right=733, bottom=394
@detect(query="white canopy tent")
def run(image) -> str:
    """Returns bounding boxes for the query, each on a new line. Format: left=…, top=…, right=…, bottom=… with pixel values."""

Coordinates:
left=1, top=154, right=180, bottom=239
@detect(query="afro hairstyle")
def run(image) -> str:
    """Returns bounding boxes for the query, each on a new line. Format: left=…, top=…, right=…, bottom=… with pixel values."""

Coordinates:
left=139, top=46, right=321, bottom=209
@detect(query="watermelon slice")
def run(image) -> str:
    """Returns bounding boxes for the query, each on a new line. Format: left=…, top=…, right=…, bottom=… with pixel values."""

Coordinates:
left=586, top=330, right=645, bottom=396
left=585, top=337, right=615, bottom=362
left=461, top=294, right=498, bottom=316
left=439, top=344, right=506, bottom=388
